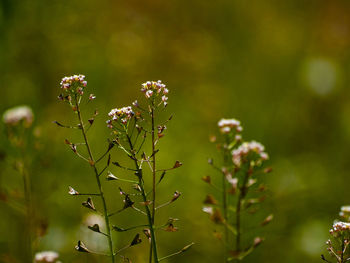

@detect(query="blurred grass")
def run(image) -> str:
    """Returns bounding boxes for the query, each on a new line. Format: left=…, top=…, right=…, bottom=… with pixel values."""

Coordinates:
left=1, top=0, right=350, bottom=262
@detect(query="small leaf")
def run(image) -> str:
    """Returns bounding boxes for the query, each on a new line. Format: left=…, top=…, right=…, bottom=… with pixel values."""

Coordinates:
left=171, top=191, right=181, bottom=202
left=163, top=223, right=178, bottom=232
left=203, top=194, right=217, bottom=205
left=180, top=242, right=195, bottom=252
left=82, top=198, right=96, bottom=211
left=53, top=120, right=65, bottom=127
left=158, top=171, right=166, bottom=184
left=112, top=225, right=126, bottom=232
left=107, top=154, right=111, bottom=166
left=113, top=162, right=121, bottom=167
left=75, top=240, right=90, bottom=253
left=173, top=161, right=182, bottom=169
left=123, top=195, right=134, bottom=209
left=130, top=233, right=142, bottom=246
left=202, top=175, right=211, bottom=184
left=68, top=186, right=79, bottom=195
left=140, top=200, right=152, bottom=206
left=106, top=171, right=118, bottom=181
left=88, top=224, right=100, bottom=233
left=261, top=214, right=274, bottom=226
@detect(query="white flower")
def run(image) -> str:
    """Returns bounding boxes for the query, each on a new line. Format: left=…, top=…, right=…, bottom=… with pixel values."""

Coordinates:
left=232, top=141, right=268, bottom=167
left=202, top=206, right=213, bottom=215
left=108, top=106, right=134, bottom=125
left=60, top=74, right=86, bottom=90
left=3, top=105, right=34, bottom=127
left=218, top=118, right=242, bottom=134
left=34, top=251, right=60, bottom=263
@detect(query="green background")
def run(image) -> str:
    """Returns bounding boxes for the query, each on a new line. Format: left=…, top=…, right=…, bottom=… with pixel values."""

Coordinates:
left=1, top=0, right=350, bottom=262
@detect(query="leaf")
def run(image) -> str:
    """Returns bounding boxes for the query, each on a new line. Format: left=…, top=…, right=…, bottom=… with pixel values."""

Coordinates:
left=82, top=198, right=96, bottom=211
left=88, top=224, right=100, bottom=233
left=112, top=226, right=127, bottom=232
left=171, top=191, right=181, bottom=202
left=106, top=171, right=118, bottom=181
left=173, top=161, right=183, bottom=169
left=130, top=233, right=142, bottom=246
left=203, top=194, right=217, bottom=205
left=261, top=214, right=274, bottom=226
left=68, top=186, right=79, bottom=195
left=75, top=240, right=90, bottom=253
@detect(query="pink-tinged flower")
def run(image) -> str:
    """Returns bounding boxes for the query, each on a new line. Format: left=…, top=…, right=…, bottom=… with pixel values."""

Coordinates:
left=108, top=106, right=134, bottom=126
left=3, top=105, right=34, bottom=127
left=59, top=74, right=86, bottom=92
left=145, top=90, right=153, bottom=98
left=140, top=80, right=169, bottom=103
left=329, top=221, right=350, bottom=236
left=218, top=118, right=242, bottom=134
left=232, top=141, right=269, bottom=167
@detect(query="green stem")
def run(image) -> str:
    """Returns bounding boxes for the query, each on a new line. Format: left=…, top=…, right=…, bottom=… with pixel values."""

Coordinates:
left=235, top=169, right=250, bottom=262
left=126, top=134, right=159, bottom=263
left=150, top=106, right=159, bottom=263
left=22, top=164, right=33, bottom=261
left=223, top=140, right=229, bottom=262
left=75, top=97, right=115, bottom=263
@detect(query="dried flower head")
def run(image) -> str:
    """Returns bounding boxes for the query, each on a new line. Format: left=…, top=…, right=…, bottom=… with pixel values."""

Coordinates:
left=141, top=80, right=169, bottom=106
left=107, top=106, right=134, bottom=127
left=218, top=118, right=242, bottom=134
left=232, top=141, right=269, bottom=167
left=60, top=74, right=87, bottom=94
left=3, top=105, right=34, bottom=127
left=34, top=251, right=61, bottom=263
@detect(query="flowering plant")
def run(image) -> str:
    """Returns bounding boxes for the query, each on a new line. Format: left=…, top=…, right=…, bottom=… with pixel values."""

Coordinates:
left=203, top=118, right=272, bottom=262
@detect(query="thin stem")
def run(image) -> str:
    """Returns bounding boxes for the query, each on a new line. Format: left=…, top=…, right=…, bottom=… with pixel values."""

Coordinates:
left=150, top=106, right=158, bottom=263
left=222, top=141, right=229, bottom=262
left=235, top=169, right=250, bottom=262
left=22, top=164, right=33, bottom=261
left=75, top=97, right=115, bottom=263
left=126, top=134, right=159, bottom=263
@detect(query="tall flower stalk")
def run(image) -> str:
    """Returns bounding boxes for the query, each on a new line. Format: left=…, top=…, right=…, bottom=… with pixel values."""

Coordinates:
left=203, top=118, right=272, bottom=262
left=55, top=75, right=141, bottom=263
left=106, top=80, right=193, bottom=262
left=322, top=206, right=350, bottom=263
left=2, top=105, right=35, bottom=261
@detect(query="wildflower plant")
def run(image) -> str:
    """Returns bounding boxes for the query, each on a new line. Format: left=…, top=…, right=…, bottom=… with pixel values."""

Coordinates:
left=322, top=206, right=350, bottom=263
left=55, top=75, right=141, bottom=263
left=2, top=105, right=36, bottom=261
left=203, top=118, right=272, bottom=262
left=106, top=80, right=193, bottom=262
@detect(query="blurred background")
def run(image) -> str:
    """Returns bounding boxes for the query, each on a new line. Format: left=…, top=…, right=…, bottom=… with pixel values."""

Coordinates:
left=1, top=0, right=350, bottom=262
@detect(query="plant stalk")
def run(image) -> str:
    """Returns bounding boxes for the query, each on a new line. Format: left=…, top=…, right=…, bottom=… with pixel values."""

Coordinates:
left=75, top=97, right=115, bottom=263
left=126, top=134, right=159, bottom=263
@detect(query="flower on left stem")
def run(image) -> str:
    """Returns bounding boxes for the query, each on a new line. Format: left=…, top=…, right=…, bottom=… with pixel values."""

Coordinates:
left=34, top=251, right=61, bottom=263
left=2, top=105, right=34, bottom=127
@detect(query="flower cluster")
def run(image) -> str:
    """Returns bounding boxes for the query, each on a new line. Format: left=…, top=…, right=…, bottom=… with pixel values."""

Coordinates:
left=232, top=141, right=269, bottom=167
left=60, top=74, right=87, bottom=95
left=218, top=118, right=242, bottom=134
left=330, top=221, right=350, bottom=236
left=340, top=206, right=350, bottom=221
left=34, top=251, right=61, bottom=263
left=141, top=80, right=169, bottom=106
left=2, top=105, right=34, bottom=127
left=107, top=106, right=134, bottom=127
